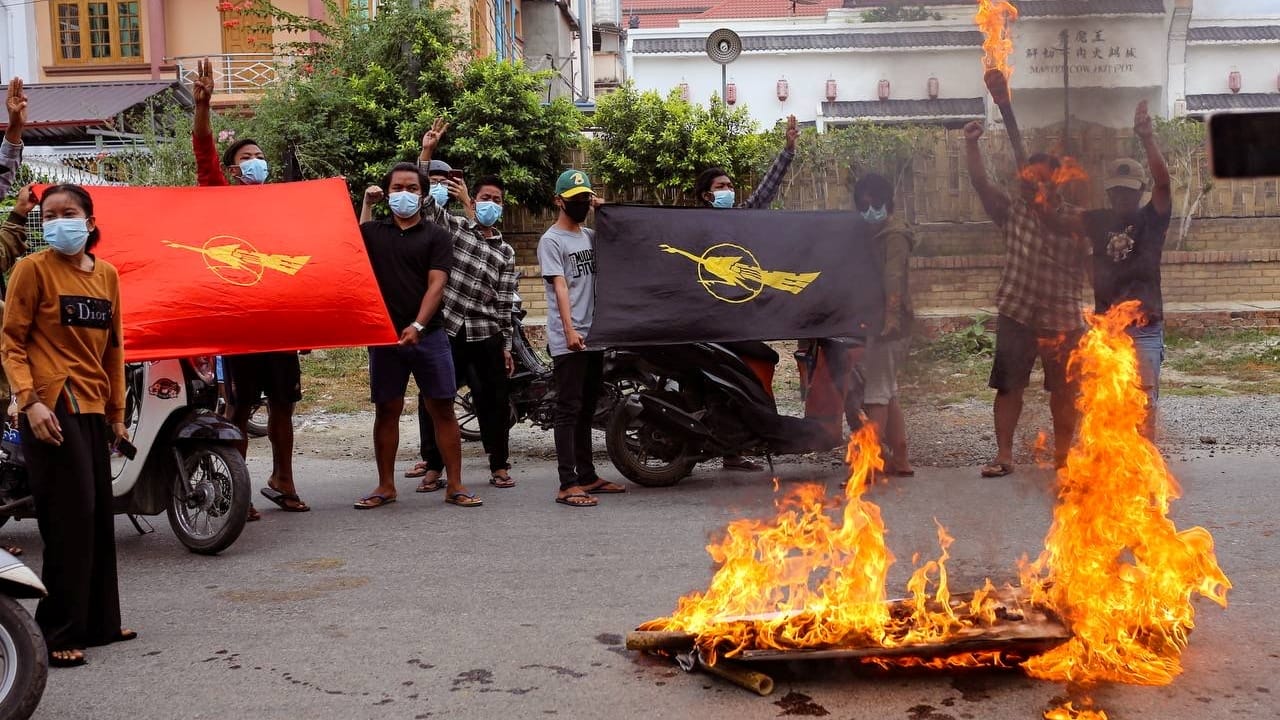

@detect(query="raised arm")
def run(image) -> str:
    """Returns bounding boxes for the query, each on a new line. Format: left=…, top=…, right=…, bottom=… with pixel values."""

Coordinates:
left=417, top=117, right=448, bottom=166
left=963, top=121, right=1011, bottom=226
left=191, top=59, right=227, bottom=187
left=0, top=78, right=28, bottom=197
left=1134, top=100, right=1172, bottom=216
left=743, top=115, right=798, bottom=209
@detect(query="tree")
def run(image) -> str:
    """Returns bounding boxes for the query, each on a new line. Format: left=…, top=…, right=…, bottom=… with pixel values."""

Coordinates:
left=588, top=82, right=771, bottom=205
left=1149, top=117, right=1211, bottom=249
left=787, top=121, right=938, bottom=213
left=861, top=3, right=943, bottom=22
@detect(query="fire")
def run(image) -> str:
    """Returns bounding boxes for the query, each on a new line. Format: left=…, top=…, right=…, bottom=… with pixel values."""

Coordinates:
left=639, top=424, right=1010, bottom=662
left=1021, top=301, right=1231, bottom=686
left=1044, top=702, right=1108, bottom=720
left=1019, top=156, right=1088, bottom=211
left=975, top=0, right=1019, bottom=77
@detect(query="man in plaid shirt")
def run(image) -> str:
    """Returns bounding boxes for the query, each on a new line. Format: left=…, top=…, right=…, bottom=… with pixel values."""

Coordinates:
left=964, top=120, right=1090, bottom=478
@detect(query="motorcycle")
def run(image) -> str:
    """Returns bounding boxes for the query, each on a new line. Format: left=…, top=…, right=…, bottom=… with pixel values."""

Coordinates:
left=0, top=551, right=47, bottom=719
left=604, top=339, right=864, bottom=487
left=454, top=292, right=646, bottom=440
left=0, top=357, right=252, bottom=555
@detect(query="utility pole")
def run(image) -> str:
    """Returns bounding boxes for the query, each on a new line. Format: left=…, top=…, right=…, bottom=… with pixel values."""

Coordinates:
left=1058, top=29, right=1071, bottom=154
left=406, top=0, right=421, bottom=98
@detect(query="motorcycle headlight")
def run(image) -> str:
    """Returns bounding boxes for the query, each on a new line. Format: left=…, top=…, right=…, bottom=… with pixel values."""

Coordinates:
left=188, top=356, right=216, bottom=385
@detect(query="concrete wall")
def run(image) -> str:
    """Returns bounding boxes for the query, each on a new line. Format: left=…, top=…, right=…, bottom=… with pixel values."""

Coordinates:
left=1185, top=44, right=1280, bottom=95
left=0, top=1, right=38, bottom=80
left=523, top=0, right=587, bottom=100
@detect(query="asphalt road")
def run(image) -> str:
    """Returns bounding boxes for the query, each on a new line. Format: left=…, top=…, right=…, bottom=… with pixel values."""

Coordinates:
left=9, top=443, right=1276, bottom=720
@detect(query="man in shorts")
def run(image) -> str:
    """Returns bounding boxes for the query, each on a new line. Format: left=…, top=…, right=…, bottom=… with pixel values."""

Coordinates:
left=356, top=162, right=478, bottom=509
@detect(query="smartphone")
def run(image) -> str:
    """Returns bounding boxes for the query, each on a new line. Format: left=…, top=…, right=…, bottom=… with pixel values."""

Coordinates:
left=1208, top=111, right=1280, bottom=178
left=448, top=169, right=465, bottom=182
left=113, top=438, right=138, bottom=460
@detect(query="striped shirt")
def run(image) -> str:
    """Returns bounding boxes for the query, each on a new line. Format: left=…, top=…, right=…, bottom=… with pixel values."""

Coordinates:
left=741, top=149, right=795, bottom=209
left=995, top=200, right=1089, bottom=332
left=421, top=196, right=517, bottom=349
left=0, top=138, right=22, bottom=198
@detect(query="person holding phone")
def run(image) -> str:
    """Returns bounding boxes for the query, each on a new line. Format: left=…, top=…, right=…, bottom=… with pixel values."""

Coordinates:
left=1, top=184, right=136, bottom=667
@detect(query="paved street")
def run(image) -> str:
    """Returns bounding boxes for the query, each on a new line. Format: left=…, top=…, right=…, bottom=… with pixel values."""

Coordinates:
left=11, top=442, right=1277, bottom=720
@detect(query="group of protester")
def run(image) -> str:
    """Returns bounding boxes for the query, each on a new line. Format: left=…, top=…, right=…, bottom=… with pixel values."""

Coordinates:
left=0, top=60, right=1170, bottom=670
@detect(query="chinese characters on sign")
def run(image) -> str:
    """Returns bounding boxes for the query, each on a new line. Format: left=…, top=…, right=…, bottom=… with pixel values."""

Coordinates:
left=1014, top=24, right=1160, bottom=89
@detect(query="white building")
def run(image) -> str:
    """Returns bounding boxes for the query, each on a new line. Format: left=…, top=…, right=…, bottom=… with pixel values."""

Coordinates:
left=625, top=0, right=1280, bottom=130
left=0, top=0, right=38, bottom=81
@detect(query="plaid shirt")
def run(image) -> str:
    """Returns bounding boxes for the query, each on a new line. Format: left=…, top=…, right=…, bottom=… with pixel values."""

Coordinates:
left=741, top=149, right=794, bottom=208
left=995, top=199, right=1090, bottom=332
left=421, top=195, right=517, bottom=349
left=0, top=138, right=22, bottom=198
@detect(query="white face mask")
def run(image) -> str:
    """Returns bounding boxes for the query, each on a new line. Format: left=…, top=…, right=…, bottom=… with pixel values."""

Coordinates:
left=389, top=191, right=423, bottom=218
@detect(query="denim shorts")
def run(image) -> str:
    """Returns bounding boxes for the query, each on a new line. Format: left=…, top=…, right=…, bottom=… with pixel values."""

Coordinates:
left=368, top=328, right=457, bottom=404
left=1128, top=321, right=1164, bottom=405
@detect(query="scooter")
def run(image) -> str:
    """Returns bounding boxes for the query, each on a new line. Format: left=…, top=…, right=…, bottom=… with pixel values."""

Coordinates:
left=0, top=357, right=252, bottom=555
left=0, top=551, right=47, bottom=719
left=604, top=339, right=863, bottom=487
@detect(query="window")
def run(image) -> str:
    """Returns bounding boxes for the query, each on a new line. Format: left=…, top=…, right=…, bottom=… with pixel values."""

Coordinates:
left=343, top=0, right=377, bottom=20
left=51, top=1, right=144, bottom=64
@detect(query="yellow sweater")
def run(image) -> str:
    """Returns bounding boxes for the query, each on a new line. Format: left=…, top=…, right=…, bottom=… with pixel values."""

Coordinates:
left=1, top=249, right=125, bottom=424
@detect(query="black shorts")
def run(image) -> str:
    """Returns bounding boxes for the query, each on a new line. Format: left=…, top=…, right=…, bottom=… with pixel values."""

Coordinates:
left=224, top=351, right=303, bottom=406
left=988, top=315, right=1082, bottom=393
left=368, top=328, right=457, bottom=404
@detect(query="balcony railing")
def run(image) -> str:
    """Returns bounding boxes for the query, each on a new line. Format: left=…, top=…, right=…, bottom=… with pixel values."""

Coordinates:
left=171, top=54, right=294, bottom=94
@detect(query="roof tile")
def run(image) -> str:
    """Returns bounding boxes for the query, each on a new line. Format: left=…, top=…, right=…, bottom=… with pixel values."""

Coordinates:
left=1188, top=26, right=1280, bottom=44
left=822, top=97, right=986, bottom=120
left=1186, top=93, right=1280, bottom=113
left=634, top=29, right=982, bottom=53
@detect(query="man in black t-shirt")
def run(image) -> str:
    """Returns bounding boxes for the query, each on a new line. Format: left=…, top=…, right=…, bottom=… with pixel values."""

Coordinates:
left=1083, top=101, right=1173, bottom=439
left=355, top=162, right=480, bottom=509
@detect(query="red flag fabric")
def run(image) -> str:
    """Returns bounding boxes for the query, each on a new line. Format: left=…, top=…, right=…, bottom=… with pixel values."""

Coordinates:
left=36, top=179, right=396, bottom=361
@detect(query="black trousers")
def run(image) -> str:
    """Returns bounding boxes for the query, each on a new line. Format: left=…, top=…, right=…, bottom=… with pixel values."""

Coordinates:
left=551, top=351, right=603, bottom=491
left=421, top=333, right=511, bottom=473
left=21, top=409, right=122, bottom=652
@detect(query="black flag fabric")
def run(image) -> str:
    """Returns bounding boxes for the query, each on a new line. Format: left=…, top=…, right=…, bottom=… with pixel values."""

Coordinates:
left=587, top=205, right=884, bottom=346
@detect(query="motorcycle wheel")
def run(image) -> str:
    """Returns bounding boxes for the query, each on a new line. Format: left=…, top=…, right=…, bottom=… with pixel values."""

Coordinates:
left=0, top=595, right=46, bottom=720
left=454, top=388, right=482, bottom=442
left=246, top=402, right=268, bottom=439
left=167, top=443, right=251, bottom=556
left=605, top=404, right=696, bottom=488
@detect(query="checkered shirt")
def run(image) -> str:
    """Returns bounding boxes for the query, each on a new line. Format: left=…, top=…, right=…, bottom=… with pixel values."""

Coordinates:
left=741, top=149, right=794, bottom=209
left=0, top=138, right=22, bottom=198
left=995, top=200, right=1089, bottom=332
left=422, top=196, right=517, bottom=349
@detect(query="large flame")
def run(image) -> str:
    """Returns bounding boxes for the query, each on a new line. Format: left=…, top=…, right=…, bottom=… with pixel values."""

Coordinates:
left=1021, top=301, right=1231, bottom=686
left=1019, top=156, right=1089, bottom=211
left=976, top=0, right=1019, bottom=78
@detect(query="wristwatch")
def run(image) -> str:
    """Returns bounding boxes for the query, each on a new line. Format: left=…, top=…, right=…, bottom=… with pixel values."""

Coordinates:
left=411, top=321, right=426, bottom=333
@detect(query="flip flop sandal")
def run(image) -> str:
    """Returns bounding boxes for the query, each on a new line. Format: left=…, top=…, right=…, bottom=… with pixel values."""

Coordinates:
left=261, top=487, right=311, bottom=512
left=980, top=462, right=1015, bottom=478
left=354, top=493, right=396, bottom=509
left=246, top=505, right=261, bottom=522
left=116, top=629, right=138, bottom=642
left=445, top=492, right=483, bottom=507
left=416, top=474, right=445, bottom=493
left=489, top=473, right=516, bottom=488
left=583, top=478, right=625, bottom=494
left=404, top=461, right=431, bottom=479
left=555, top=493, right=598, bottom=508
left=50, top=650, right=87, bottom=668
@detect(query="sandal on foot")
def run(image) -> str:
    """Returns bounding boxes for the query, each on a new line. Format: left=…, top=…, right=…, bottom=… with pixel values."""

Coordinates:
left=246, top=505, right=261, bottom=522
left=445, top=492, right=483, bottom=508
left=404, top=461, right=431, bottom=479
left=582, top=478, right=625, bottom=494
left=489, top=471, right=516, bottom=489
left=415, top=471, right=445, bottom=493
left=354, top=493, right=396, bottom=509
left=555, top=493, right=598, bottom=508
left=261, top=486, right=310, bottom=512
left=980, top=461, right=1014, bottom=478
left=116, top=629, right=138, bottom=642
left=50, top=649, right=86, bottom=667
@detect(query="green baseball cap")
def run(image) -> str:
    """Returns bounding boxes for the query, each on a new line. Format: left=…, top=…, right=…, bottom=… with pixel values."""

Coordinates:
left=555, top=169, right=595, bottom=198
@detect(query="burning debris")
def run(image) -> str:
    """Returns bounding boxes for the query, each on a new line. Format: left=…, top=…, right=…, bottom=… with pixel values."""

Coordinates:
left=628, top=304, right=1230, bottom=715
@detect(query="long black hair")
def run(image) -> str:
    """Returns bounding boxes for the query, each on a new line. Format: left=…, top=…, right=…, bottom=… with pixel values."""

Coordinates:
left=693, top=166, right=730, bottom=206
left=40, top=184, right=101, bottom=252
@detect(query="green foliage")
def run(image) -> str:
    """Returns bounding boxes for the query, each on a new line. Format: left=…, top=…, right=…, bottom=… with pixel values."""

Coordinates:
left=1149, top=116, right=1211, bottom=248
left=789, top=121, right=938, bottom=207
left=928, top=314, right=995, bottom=361
left=861, top=4, right=943, bottom=22
left=588, top=82, right=772, bottom=205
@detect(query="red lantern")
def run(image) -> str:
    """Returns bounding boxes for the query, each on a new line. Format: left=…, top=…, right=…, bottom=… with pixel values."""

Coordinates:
left=1229, top=70, right=1242, bottom=94
left=825, top=78, right=837, bottom=102
left=776, top=78, right=789, bottom=102
left=927, top=76, right=939, bottom=99
left=877, top=79, right=890, bottom=101
left=679, top=82, right=691, bottom=101
left=726, top=82, right=738, bottom=106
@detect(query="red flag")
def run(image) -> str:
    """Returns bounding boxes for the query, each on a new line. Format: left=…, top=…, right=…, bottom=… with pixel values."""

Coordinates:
left=36, top=179, right=396, bottom=361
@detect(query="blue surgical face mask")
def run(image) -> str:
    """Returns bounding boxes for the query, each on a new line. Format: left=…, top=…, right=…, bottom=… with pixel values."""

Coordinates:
left=388, top=191, right=422, bottom=219
left=711, top=189, right=735, bottom=209
left=238, top=158, right=269, bottom=185
left=474, top=200, right=503, bottom=227
left=861, top=205, right=888, bottom=224
left=44, top=218, right=90, bottom=255
left=429, top=182, right=449, bottom=207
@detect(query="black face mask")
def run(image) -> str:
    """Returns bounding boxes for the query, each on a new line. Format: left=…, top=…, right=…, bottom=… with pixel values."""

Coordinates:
left=562, top=199, right=591, bottom=223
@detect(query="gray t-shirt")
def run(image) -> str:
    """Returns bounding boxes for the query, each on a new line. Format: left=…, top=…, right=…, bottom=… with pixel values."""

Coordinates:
left=538, top=225, right=596, bottom=357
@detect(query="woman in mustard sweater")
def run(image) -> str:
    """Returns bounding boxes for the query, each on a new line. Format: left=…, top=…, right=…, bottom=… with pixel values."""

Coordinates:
left=1, top=184, right=135, bottom=667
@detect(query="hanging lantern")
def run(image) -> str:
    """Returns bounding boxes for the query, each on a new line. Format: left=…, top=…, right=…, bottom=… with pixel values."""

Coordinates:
left=679, top=81, right=691, bottom=101
left=776, top=78, right=790, bottom=102
left=927, top=76, right=940, bottom=99
left=825, top=78, right=837, bottom=102
left=877, top=79, right=890, bottom=101
left=1228, top=70, right=1241, bottom=94
left=726, top=82, right=738, bottom=106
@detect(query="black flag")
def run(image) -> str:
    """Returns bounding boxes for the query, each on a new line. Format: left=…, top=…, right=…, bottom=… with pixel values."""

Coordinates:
left=587, top=205, right=883, bottom=346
